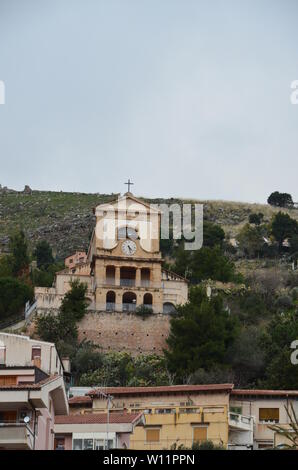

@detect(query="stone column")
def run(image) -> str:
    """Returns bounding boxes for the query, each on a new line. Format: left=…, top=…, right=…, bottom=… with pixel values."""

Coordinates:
left=115, top=290, right=122, bottom=312
left=115, top=266, right=120, bottom=286
left=136, top=291, right=143, bottom=308
left=136, top=268, right=141, bottom=287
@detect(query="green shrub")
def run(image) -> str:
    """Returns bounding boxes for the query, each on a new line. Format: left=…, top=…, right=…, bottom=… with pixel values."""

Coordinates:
left=135, top=305, right=153, bottom=318
left=192, top=440, right=225, bottom=450
left=0, top=277, right=33, bottom=320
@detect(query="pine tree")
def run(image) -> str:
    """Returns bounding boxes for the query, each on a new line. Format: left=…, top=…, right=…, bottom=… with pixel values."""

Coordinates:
left=164, top=287, right=239, bottom=381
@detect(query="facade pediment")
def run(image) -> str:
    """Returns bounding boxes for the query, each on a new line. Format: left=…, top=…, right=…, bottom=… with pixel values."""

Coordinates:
left=94, top=193, right=160, bottom=255
left=95, top=193, right=161, bottom=216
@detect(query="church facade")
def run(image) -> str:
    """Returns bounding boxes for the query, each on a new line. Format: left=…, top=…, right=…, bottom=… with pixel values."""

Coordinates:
left=35, top=192, right=188, bottom=316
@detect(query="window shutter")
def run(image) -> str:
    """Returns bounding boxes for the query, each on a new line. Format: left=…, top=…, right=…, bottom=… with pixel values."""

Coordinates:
left=259, top=408, right=279, bottom=422
left=193, top=426, right=207, bottom=442
left=31, top=347, right=41, bottom=359
left=146, top=429, right=160, bottom=442
left=5, top=411, right=17, bottom=422
left=0, top=376, right=17, bottom=386
left=32, top=347, right=41, bottom=368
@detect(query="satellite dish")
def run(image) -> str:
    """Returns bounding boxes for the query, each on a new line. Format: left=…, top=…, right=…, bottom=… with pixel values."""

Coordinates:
left=23, top=416, right=30, bottom=424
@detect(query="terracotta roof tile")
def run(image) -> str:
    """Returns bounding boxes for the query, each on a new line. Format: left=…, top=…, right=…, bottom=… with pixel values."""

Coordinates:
left=88, top=383, right=234, bottom=397
left=69, top=395, right=92, bottom=405
left=232, top=389, right=298, bottom=397
left=55, top=412, right=142, bottom=425
left=0, top=375, right=59, bottom=391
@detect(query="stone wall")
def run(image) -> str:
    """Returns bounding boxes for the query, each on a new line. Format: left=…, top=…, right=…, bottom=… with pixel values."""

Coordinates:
left=29, top=309, right=171, bottom=355
left=78, top=311, right=171, bottom=355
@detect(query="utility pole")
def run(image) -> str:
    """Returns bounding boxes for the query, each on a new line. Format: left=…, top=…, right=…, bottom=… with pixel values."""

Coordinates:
left=97, top=389, right=114, bottom=450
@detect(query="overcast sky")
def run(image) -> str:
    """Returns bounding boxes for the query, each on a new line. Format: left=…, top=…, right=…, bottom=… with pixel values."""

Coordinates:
left=0, top=0, right=297, bottom=202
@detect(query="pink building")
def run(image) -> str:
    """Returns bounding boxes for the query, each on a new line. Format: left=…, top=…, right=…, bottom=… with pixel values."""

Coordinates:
left=64, top=251, right=87, bottom=269
left=54, top=412, right=145, bottom=450
left=0, top=333, right=69, bottom=450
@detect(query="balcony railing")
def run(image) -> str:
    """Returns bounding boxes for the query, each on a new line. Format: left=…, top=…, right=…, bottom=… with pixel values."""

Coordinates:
left=0, top=422, right=34, bottom=449
left=102, top=279, right=159, bottom=288
left=129, top=437, right=223, bottom=450
left=120, top=279, right=135, bottom=287
left=122, top=303, right=136, bottom=312
left=228, top=412, right=254, bottom=432
left=106, top=302, right=115, bottom=311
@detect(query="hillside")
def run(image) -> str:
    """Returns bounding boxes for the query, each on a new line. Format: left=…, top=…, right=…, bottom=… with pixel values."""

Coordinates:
left=0, top=187, right=298, bottom=259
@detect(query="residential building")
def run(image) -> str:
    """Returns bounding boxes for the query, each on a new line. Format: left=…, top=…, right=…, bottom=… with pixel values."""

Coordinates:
left=68, top=395, right=92, bottom=415
left=0, top=333, right=69, bottom=450
left=77, top=384, right=233, bottom=449
left=68, top=385, right=298, bottom=450
left=230, top=389, right=298, bottom=449
left=69, top=386, right=93, bottom=397
left=54, top=412, right=145, bottom=450
left=273, top=425, right=297, bottom=449
left=0, top=332, right=65, bottom=376
left=65, top=251, right=87, bottom=269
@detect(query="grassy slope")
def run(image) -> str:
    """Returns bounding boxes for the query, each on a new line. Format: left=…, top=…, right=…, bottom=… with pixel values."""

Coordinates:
left=0, top=190, right=297, bottom=259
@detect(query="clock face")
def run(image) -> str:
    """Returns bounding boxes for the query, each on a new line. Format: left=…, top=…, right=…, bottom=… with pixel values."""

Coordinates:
left=122, top=240, right=137, bottom=256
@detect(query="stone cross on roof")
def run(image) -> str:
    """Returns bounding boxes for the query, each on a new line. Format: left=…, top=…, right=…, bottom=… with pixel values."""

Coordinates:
left=124, top=178, right=134, bottom=193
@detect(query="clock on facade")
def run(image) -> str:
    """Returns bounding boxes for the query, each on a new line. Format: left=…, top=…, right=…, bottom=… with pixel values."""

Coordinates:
left=121, top=240, right=137, bottom=255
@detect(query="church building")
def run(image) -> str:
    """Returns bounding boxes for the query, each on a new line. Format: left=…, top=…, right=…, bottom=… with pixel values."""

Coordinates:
left=35, top=189, right=188, bottom=316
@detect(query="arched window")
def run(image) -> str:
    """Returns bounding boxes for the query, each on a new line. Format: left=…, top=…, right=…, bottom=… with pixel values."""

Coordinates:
left=106, top=291, right=116, bottom=311
left=144, top=293, right=153, bottom=305
left=163, top=302, right=176, bottom=314
left=123, top=292, right=137, bottom=312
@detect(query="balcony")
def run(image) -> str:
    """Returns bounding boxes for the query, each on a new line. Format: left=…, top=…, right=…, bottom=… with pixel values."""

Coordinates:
left=104, top=279, right=154, bottom=289
left=0, top=423, right=34, bottom=449
left=229, top=412, right=254, bottom=432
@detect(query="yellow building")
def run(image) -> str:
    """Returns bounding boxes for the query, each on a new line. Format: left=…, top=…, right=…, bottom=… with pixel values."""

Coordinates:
left=35, top=191, right=188, bottom=315
left=70, top=384, right=233, bottom=449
